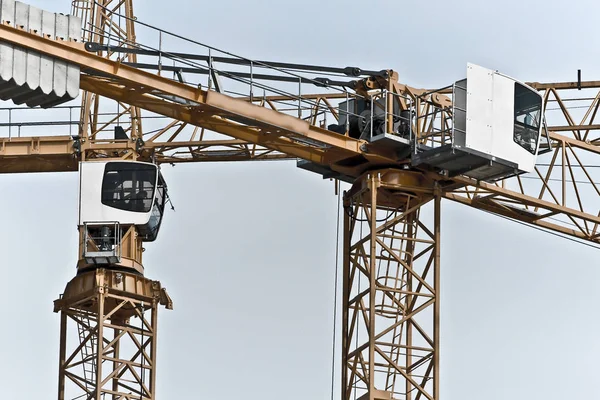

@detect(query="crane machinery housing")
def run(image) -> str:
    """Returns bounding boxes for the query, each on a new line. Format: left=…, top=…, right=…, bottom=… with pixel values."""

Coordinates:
left=0, top=0, right=599, bottom=399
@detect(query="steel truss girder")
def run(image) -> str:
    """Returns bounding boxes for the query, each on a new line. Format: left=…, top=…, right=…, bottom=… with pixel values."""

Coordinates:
left=342, top=170, right=440, bottom=400
left=0, top=22, right=373, bottom=165
left=1, top=22, right=600, bottom=244
left=442, top=87, right=600, bottom=244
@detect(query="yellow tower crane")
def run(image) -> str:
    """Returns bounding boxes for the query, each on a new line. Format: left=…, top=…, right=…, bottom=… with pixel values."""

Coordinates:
left=0, top=1, right=599, bottom=399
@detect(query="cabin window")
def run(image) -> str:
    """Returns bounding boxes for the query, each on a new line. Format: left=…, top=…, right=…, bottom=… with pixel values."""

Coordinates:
left=143, top=174, right=167, bottom=241
left=513, top=83, right=542, bottom=154
left=101, top=162, right=157, bottom=213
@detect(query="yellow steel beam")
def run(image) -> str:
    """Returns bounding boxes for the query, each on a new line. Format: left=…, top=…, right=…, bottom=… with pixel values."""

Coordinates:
left=0, top=23, right=370, bottom=165
left=78, top=76, right=332, bottom=162
left=442, top=192, right=595, bottom=241
left=2, top=22, right=600, bottom=243
left=0, top=136, right=77, bottom=173
left=0, top=134, right=290, bottom=172
left=529, top=81, right=600, bottom=90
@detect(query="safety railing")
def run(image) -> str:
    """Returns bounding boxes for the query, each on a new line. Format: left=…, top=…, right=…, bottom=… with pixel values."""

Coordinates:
left=82, top=222, right=121, bottom=265
left=375, top=90, right=414, bottom=141
left=71, top=3, right=379, bottom=140
left=0, top=104, right=177, bottom=140
left=412, top=85, right=455, bottom=152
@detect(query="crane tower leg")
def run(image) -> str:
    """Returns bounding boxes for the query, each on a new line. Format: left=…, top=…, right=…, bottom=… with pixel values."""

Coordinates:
left=54, top=268, right=170, bottom=400
left=342, top=169, right=439, bottom=400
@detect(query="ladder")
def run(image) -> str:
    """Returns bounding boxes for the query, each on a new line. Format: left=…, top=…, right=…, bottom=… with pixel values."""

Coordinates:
left=77, top=313, right=98, bottom=396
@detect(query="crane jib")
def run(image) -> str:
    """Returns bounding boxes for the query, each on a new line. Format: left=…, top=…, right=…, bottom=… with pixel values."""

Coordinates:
left=0, top=18, right=597, bottom=248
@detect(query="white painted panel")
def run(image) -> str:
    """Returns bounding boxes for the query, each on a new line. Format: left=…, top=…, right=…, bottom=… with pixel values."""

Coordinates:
left=0, top=0, right=14, bottom=82
left=490, top=74, right=537, bottom=172
left=490, top=73, right=516, bottom=161
left=465, top=63, right=494, bottom=154
left=38, top=10, right=55, bottom=95
left=463, top=63, right=540, bottom=173
left=65, top=14, right=80, bottom=99
left=11, top=2, right=28, bottom=87
left=52, top=12, right=68, bottom=98
left=24, top=4, right=41, bottom=90
left=79, top=161, right=155, bottom=227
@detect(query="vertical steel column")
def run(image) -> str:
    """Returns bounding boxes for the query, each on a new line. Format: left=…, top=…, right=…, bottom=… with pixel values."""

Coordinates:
left=111, top=318, right=122, bottom=400
left=342, top=170, right=438, bottom=400
left=433, top=195, right=441, bottom=399
left=341, top=194, right=351, bottom=400
left=404, top=212, right=415, bottom=400
left=368, top=173, right=378, bottom=397
left=57, top=311, right=67, bottom=400
left=95, top=290, right=105, bottom=400
left=150, top=303, right=159, bottom=399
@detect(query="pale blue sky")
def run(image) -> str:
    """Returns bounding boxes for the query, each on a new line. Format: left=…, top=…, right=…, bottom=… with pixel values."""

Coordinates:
left=0, top=1, right=599, bottom=399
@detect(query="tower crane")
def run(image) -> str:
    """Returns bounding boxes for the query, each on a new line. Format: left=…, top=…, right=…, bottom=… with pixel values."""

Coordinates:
left=0, top=0, right=599, bottom=399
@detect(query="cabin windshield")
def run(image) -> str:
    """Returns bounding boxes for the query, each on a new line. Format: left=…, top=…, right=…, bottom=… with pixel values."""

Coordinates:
left=101, top=162, right=157, bottom=213
left=514, top=83, right=542, bottom=154
left=143, top=173, right=167, bottom=241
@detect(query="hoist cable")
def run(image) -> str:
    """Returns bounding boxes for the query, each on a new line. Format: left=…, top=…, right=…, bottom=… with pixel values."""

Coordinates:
left=330, top=181, right=341, bottom=400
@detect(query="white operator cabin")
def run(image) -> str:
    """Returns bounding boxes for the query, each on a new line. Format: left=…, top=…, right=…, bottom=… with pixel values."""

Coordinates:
left=78, top=161, right=168, bottom=266
left=414, top=63, right=544, bottom=181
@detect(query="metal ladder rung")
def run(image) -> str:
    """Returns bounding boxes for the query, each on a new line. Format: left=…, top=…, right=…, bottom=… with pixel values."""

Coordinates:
left=77, top=314, right=97, bottom=392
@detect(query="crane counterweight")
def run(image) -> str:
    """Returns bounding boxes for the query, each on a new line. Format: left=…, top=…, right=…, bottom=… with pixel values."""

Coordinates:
left=0, top=0, right=80, bottom=107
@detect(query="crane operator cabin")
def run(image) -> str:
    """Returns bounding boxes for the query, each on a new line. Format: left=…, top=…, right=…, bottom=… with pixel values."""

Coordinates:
left=420, top=63, right=545, bottom=181
left=78, top=161, right=168, bottom=274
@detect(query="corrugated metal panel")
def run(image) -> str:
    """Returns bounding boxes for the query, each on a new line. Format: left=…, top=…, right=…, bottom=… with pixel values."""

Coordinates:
left=0, top=0, right=81, bottom=108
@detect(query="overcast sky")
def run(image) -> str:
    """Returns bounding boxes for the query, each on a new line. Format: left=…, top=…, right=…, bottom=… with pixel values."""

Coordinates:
left=1, top=1, right=600, bottom=399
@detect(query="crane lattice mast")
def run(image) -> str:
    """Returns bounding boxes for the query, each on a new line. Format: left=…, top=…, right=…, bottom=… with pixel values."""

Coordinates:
left=56, top=2, right=171, bottom=399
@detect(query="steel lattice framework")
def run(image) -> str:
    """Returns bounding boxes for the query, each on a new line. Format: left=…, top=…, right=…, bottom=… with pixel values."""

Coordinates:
left=0, top=1, right=599, bottom=399
left=55, top=268, right=171, bottom=400
left=343, top=171, right=439, bottom=400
